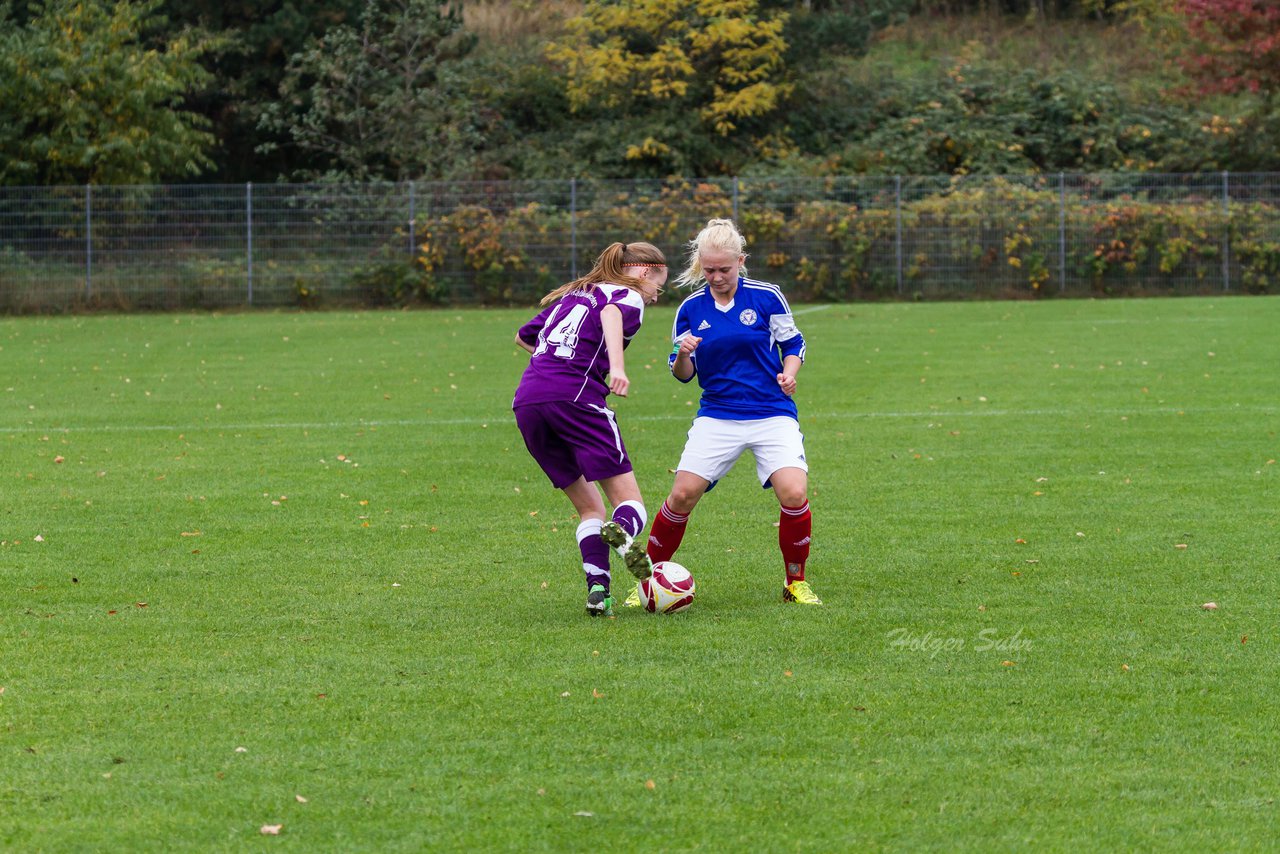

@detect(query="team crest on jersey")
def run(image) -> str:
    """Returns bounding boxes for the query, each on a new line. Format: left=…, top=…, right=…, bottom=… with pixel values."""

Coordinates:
left=738, top=309, right=758, bottom=326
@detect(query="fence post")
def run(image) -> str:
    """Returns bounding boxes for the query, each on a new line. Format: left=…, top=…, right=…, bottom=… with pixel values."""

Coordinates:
left=408, top=181, right=416, bottom=259
left=84, top=184, right=92, bottom=301
left=894, top=175, right=903, bottom=296
left=246, top=182, right=254, bottom=306
left=1221, top=171, right=1230, bottom=292
left=570, top=177, right=578, bottom=281
left=1058, top=172, right=1066, bottom=294
left=732, top=176, right=739, bottom=223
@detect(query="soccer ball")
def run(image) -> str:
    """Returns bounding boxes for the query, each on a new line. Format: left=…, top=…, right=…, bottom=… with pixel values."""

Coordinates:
left=638, top=561, right=696, bottom=614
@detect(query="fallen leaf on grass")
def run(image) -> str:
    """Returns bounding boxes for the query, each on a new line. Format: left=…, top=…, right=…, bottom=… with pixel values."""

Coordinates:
left=135, top=602, right=147, bottom=608
left=295, top=795, right=308, bottom=804
left=260, top=824, right=283, bottom=835
left=180, top=531, right=201, bottom=537
left=54, top=456, right=64, bottom=464
left=573, top=812, right=594, bottom=818
left=1201, top=602, right=1218, bottom=611
left=1175, top=543, right=1188, bottom=550
left=1015, top=538, right=1027, bottom=544
left=1001, top=661, right=1016, bottom=667
left=645, top=780, right=656, bottom=790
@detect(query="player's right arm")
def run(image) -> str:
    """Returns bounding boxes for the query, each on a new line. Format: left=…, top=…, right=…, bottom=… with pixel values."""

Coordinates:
left=668, top=304, right=699, bottom=383
left=671, top=334, right=700, bottom=382
left=516, top=303, right=555, bottom=355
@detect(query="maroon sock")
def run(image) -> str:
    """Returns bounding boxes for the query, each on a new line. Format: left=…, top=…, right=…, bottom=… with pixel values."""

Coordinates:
left=779, top=501, right=811, bottom=583
left=646, top=501, right=689, bottom=564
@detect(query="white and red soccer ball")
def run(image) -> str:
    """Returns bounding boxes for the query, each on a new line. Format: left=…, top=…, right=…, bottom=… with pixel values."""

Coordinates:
left=638, top=561, right=696, bottom=614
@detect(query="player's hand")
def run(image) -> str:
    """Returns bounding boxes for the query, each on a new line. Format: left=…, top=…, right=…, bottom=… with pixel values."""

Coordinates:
left=777, top=373, right=796, bottom=396
left=609, top=371, right=630, bottom=397
left=677, top=335, right=702, bottom=358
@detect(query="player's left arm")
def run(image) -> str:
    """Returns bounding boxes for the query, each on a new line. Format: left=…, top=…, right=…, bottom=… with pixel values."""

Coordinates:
left=768, top=296, right=806, bottom=395
left=601, top=303, right=630, bottom=397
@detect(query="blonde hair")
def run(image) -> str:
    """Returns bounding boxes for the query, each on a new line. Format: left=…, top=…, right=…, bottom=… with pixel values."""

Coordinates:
left=539, top=241, right=666, bottom=306
left=677, top=218, right=748, bottom=288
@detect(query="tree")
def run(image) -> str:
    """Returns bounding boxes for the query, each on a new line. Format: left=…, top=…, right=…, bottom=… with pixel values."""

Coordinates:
left=545, top=0, right=794, bottom=176
left=257, top=0, right=479, bottom=181
left=0, top=0, right=215, bottom=185
left=156, top=0, right=367, bottom=182
left=1177, top=0, right=1280, bottom=99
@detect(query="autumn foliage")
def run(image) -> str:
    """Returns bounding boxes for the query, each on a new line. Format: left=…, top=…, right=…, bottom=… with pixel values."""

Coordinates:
left=1177, top=0, right=1280, bottom=97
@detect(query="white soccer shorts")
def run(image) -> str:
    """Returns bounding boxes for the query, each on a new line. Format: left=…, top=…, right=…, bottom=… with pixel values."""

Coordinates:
left=675, top=415, right=807, bottom=488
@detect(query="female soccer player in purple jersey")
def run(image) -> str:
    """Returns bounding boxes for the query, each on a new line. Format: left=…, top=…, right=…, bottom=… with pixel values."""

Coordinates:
left=513, top=241, right=668, bottom=616
left=631, top=218, right=822, bottom=606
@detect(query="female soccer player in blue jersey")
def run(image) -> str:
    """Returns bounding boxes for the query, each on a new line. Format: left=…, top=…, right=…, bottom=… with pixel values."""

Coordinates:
left=513, top=241, right=668, bottom=616
left=636, top=218, right=822, bottom=606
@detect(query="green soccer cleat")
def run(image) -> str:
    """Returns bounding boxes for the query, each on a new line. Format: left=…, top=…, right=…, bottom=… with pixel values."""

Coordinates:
left=586, top=584, right=614, bottom=617
left=600, top=521, right=653, bottom=580
left=621, top=583, right=641, bottom=608
left=782, top=580, right=823, bottom=605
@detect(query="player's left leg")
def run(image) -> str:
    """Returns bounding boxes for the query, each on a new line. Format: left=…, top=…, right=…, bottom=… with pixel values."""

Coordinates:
left=753, top=416, right=821, bottom=605
left=769, top=467, right=820, bottom=604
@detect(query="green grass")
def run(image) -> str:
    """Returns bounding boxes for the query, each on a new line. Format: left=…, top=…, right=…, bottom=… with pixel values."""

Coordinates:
left=3, top=297, right=1279, bottom=851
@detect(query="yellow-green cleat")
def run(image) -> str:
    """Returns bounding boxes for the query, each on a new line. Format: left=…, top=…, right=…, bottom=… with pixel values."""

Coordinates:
left=621, top=583, right=641, bottom=608
left=782, top=580, right=823, bottom=605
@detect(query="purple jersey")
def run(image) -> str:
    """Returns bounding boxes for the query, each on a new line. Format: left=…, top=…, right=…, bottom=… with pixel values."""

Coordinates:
left=513, top=284, right=646, bottom=408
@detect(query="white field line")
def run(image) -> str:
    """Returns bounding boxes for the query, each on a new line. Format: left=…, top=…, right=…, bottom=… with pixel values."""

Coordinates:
left=1, top=405, right=1275, bottom=435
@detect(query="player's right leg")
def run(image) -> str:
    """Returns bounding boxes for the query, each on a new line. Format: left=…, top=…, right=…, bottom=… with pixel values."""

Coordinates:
left=599, top=473, right=652, bottom=580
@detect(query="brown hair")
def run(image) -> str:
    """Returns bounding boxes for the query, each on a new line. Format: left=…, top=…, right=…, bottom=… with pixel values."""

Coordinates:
left=539, top=241, right=667, bottom=306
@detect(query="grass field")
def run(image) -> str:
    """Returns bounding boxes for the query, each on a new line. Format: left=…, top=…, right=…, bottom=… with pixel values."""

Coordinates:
left=3, top=296, right=1279, bottom=851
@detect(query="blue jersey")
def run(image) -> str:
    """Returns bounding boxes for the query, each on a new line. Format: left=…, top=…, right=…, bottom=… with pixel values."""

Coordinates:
left=670, top=277, right=806, bottom=420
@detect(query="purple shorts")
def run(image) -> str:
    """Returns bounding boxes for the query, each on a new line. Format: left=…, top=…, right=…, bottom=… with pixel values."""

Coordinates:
left=514, top=401, right=633, bottom=489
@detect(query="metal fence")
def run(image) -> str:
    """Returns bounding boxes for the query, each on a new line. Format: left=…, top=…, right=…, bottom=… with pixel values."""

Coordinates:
left=1, top=173, right=1277, bottom=311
